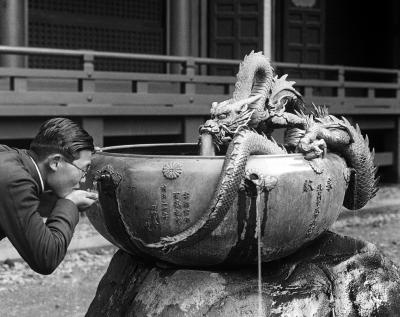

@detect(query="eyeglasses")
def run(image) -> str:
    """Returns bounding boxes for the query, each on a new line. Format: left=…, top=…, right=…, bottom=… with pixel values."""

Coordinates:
left=65, top=160, right=90, bottom=180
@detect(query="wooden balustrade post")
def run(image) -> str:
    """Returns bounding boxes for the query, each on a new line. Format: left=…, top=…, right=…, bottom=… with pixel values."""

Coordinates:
left=79, top=54, right=103, bottom=146
left=337, top=67, right=345, bottom=106
left=367, top=88, right=374, bottom=99
left=10, top=77, right=27, bottom=92
left=83, top=54, right=94, bottom=74
left=79, top=54, right=95, bottom=101
left=224, top=83, right=235, bottom=96
left=182, top=58, right=200, bottom=142
left=132, top=81, right=149, bottom=93
left=183, top=58, right=196, bottom=94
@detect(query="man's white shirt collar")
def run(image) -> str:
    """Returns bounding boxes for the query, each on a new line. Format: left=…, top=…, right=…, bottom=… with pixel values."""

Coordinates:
left=29, top=156, right=45, bottom=192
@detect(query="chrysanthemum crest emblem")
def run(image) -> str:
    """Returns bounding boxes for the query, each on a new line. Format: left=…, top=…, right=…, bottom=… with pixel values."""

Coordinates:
left=162, top=162, right=183, bottom=179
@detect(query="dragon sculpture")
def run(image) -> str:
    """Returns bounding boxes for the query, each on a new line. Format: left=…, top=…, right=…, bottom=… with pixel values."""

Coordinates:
left=199, top=51, right=378, bottom=210
left=98, top=52, right=378, bottom=254
left=297, top=107, right=379, bottom=209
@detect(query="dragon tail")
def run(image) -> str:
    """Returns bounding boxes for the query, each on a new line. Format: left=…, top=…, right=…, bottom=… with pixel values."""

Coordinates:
left=337, top=120, right=379, bottom=210
left=308, top=105, right=379, bottom=210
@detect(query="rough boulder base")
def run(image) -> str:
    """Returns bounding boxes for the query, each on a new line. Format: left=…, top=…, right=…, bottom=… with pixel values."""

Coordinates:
left=86, top=231, right=400, bottom=316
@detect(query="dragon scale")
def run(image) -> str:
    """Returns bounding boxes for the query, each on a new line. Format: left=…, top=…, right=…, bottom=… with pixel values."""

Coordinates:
left=341, top=127, right=378, bottom=210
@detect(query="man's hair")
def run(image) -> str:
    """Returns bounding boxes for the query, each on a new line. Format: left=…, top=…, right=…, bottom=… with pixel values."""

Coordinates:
left=30, top=117, right=94, bottom=161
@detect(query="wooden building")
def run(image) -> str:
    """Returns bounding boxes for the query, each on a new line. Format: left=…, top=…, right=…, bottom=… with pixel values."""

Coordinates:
left=0, top=0, right=399, bottom=181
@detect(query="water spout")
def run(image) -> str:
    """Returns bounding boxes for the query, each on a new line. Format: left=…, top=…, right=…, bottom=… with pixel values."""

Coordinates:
left=199, top=133, right=216, bottom=156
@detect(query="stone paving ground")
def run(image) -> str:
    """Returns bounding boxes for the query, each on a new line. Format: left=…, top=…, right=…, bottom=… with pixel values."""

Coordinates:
left=0, top=184, right=400, bottom=316
left=333, top=184, right=400, bottom=265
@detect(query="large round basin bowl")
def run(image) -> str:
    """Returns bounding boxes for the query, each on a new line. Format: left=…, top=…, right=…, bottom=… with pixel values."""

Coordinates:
left=83, top=143, right=349, bottom=267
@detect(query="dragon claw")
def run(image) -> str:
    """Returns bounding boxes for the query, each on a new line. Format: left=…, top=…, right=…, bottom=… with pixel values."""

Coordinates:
left=298, top=138, right=327, bottom=160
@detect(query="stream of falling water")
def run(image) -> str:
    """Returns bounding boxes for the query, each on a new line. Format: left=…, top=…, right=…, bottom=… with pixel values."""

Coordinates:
left=256, top=192, right=264, bottom=316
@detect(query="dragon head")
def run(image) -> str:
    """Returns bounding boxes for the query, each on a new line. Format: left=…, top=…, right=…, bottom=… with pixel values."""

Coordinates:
left=199, top=95, right=261, bottom=149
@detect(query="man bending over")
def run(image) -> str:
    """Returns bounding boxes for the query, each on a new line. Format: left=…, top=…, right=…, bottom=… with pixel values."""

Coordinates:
left=0, top=117, right=98, bottom=274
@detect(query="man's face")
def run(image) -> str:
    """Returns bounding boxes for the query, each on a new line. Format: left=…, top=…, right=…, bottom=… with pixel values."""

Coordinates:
left=47, top=150, right=93, bottom=198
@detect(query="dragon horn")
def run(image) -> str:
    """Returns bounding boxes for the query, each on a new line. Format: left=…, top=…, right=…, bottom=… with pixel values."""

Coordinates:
left=365, top=134, right=369, bottom=147
left=294, top=109, right=306, bottom=117
left=373, top=176, right=381, bottom=189
left=371, top=183, right=380, bottom=198
left=341, top=116, right=351, bottom=126
left=322, top=105, right=329, bottom=116
left=311, top=103, right=320, bottom=116
left=228, top=94, right=263, bottom=108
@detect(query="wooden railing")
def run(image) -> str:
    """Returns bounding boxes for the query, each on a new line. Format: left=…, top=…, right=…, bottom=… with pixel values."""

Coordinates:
left=0, top=46, right=397, bottom=168
left=0, top=45, right=399, bottom=116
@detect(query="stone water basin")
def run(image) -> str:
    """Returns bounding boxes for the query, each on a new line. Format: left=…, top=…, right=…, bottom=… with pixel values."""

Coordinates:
left=83, top=143, right=349, bottom=267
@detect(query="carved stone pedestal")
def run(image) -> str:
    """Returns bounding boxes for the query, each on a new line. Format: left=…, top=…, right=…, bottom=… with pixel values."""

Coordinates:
left=86, top=232, right=400, bottom=317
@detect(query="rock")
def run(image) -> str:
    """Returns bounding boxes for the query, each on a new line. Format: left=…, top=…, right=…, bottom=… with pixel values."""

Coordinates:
left=3, top=258, right=15, bottom=268
left=86, top=232, right=400, bottom=316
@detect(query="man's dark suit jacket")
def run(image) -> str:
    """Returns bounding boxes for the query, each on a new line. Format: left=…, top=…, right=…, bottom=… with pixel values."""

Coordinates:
left=0, top=145, right=79, bottom=274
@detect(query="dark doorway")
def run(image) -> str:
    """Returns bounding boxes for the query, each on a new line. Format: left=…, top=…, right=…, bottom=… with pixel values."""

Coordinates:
left=275, top=0, right=325, bottom=65
left=208, top=0, right=264, bottom=75
left=325, top=0, right=399, bottom=68
left=275, top=0, right=400, bottom=69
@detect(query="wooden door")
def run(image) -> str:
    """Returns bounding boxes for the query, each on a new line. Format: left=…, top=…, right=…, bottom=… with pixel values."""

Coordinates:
left=208, top=0, right=264, bottom=75
left=281, top=0, right=325, bottom=66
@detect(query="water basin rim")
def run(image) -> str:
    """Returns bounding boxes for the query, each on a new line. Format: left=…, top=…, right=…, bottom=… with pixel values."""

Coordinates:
left=100, top=142, right=198, bottom=152
left=98, top=143, right=304, bottom=159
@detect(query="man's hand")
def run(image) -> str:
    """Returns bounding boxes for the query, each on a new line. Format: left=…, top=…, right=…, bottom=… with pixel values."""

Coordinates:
left=64, top=190, right=98, bottom=211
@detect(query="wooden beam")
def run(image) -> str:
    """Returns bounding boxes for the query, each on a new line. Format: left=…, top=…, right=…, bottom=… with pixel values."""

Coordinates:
left=0, top=91, right=228, bottom=106
left=103, top=118, right=182, bottom=136
left=0, top=104, right=213, bottom=116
